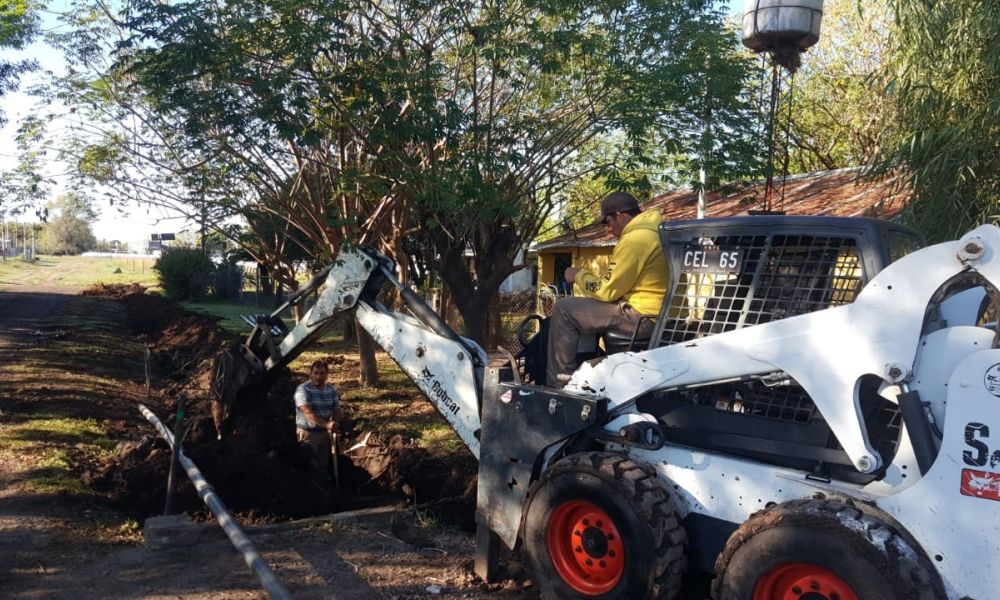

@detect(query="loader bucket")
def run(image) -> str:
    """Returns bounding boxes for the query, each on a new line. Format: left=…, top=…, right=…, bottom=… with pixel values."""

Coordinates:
left=211, top=344, right=265, bottom=434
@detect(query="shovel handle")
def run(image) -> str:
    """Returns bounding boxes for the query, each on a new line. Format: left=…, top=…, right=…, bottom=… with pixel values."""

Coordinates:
left=330, top=431, right=340, bottom=490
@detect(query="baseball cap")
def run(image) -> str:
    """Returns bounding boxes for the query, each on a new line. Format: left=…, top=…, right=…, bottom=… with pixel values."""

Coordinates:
left=595, top=192, right=641, bottom=225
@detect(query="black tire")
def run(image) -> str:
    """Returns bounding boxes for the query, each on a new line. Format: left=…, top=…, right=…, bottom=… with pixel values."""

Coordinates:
left=523, top=452, right=687, bottom=599
left=712, top=498, right=945, bottom=600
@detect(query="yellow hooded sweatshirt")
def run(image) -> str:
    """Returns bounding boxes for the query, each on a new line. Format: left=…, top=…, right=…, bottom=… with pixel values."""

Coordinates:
left=572, top=209, right=669, bottom=316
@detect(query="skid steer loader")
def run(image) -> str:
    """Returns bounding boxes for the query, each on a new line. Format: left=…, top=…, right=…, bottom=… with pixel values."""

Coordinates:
left=213, top=215, right=1000, bottom=600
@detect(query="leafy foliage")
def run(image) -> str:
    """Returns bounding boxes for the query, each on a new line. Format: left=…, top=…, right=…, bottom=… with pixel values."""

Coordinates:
left=153, top=247, right=216, bottom=301
left=0, top=0, right=40, bottom=126
left=778, top=0, right=896, bottom=173
left=19, top=0, right=757, bottom=344
left=37, top=193, right=98, bottom=255
left=877, top=1, right=1000, bottom=241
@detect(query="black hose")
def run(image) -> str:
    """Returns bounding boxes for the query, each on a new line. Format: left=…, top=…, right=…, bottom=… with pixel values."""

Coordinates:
left=384, top=267, right=482, bottom=367
left=399, top=285, right=466, bottom=346
left=898, top=389, right=937, bottom=475
left=271, top=264, right=334, bottom=316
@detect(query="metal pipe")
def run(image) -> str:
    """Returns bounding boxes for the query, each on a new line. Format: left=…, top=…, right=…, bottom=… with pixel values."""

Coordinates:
left=139, top=404, right=292, bottom=600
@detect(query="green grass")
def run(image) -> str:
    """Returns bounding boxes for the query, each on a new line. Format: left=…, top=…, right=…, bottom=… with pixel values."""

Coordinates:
left=0, top=416, right=115, bottom=496
left=0, top=255, right=159, bottom=289
left=0, top=416, right=115, bottom=452
left=181, top=299, right=258, bottom=334
left=182, top=298, right=321, bottom=336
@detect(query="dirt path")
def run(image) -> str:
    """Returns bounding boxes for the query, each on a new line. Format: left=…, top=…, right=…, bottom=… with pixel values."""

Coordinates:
left=0, top=287, right=534, bottom=599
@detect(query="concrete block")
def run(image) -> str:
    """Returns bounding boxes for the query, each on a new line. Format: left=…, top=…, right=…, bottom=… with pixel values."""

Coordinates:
left=142, top=514, right=206, bottom=548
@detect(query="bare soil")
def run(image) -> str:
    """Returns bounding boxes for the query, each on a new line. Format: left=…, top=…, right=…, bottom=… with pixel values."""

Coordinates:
left=0, top=286, right=532, bottom=599
left=0, top=285, right=713, bottom=599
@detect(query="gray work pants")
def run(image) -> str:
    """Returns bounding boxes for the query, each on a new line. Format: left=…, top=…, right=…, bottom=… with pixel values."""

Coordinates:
left=546, top=296, right=643, bottom=386
left=297, top=427, right=331, bottom=474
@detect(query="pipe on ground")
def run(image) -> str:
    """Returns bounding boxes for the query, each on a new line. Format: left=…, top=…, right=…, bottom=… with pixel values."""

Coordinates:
left=139, top=404, right=292, bottom=600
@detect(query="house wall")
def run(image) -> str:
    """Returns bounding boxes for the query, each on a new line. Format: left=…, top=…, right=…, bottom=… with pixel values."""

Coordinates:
left=499, top=247, right=536, bottom=293
left=537, top=246, right=614, bottom=296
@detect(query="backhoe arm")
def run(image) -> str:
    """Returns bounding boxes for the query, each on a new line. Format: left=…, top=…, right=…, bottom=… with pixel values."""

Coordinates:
left=210, top=246, right=485, bottom=456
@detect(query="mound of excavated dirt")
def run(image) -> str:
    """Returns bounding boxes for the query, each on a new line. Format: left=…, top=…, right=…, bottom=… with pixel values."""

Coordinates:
left=95, top=292, right=478, bottom=524
left=81, top=282, right=148, bottom=297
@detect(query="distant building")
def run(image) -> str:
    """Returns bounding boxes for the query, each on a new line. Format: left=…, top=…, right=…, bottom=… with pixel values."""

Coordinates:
left=147, top=232, right=176, bottom=255
left=533, top=167, right=910, bottom=291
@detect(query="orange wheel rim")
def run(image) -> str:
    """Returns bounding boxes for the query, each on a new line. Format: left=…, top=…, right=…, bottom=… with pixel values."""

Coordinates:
left=546, top=500, right=625, bottom=596
left=754, top=562, right=859, bottom=600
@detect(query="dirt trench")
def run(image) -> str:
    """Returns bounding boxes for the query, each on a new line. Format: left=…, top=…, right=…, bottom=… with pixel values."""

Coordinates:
left=94, top=290, right=479, bottom=527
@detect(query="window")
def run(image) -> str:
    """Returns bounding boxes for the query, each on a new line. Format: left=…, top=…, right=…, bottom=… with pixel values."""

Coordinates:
left=888, top=231, right=923, bottom=263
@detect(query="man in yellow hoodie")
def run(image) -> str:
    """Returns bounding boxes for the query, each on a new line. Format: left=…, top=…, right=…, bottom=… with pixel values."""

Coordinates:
left=546, top=192, right=669, bottom=387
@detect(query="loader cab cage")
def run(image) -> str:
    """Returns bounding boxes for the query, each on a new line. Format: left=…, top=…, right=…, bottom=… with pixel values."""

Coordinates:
left=638, top=216, right=923, bottom=484
left=651, top=216, right=923, bottom=349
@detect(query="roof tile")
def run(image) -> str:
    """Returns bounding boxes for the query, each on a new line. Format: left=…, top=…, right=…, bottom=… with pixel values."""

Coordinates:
left=537, top=168, right=909, bottom=250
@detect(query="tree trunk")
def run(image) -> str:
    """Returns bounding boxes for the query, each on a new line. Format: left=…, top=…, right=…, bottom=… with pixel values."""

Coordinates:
left=342, top=315, right=357, bottom=342
left=433, top=247, right=513, bottom=347
left=356, top=317, right=379, bottom=386
left=488, top=295, right=503, bottom=349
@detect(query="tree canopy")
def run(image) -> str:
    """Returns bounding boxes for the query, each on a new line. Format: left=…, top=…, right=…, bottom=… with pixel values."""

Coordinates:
left=876, top=0, right=1000, bottom=241
left=22, top=0, right=753, bottom=344
left=37, top=192, right=97, bottom=255
left=0, top=0, right=40, bottom=125
left=779, top=0, right=896, bottom=174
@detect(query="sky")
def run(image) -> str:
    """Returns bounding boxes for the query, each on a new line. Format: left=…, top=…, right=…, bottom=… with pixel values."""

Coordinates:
left=1, top=0, right=746, bottom=251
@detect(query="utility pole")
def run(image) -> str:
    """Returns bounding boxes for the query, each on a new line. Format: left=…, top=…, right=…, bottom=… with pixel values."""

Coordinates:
left=697, top=165, right=706, bottom=219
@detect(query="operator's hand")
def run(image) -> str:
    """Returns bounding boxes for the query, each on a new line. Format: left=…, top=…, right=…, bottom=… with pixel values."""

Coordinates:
left=564, top=267, right=581, bottom=284
left=326, top=420, right=339, bottom=433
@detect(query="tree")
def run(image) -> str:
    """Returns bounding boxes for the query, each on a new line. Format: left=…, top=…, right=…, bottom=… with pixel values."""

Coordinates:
left=22, top=0, right=757, bottom=347
left=876, top=1, right=1000, bottom=241
left=0, top=1, right=42, bottom=221
left=38, top=192, right=98, bottom=255
left=772, top=0, right=896, bottom=174
left=0, top=0, right=40, bottom=126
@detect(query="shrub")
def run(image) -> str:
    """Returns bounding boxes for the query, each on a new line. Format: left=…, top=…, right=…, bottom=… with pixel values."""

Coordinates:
left=153, top=248, right=216, bottom=300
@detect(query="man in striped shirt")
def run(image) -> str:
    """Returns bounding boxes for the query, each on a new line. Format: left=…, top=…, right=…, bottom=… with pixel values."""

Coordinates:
left=294, top=360, right=342, bottom=476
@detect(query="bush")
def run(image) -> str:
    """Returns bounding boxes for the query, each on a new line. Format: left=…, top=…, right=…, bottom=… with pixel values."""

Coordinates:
left=153, top=248, right=216, bottom=300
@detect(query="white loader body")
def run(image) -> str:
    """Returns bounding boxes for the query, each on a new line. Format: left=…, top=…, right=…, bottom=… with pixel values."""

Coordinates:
left=565, top=225, right=1000, bottom=599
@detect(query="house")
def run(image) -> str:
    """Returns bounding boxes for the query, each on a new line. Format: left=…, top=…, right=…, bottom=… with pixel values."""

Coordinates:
left=533, top=167, right=910, bottom=291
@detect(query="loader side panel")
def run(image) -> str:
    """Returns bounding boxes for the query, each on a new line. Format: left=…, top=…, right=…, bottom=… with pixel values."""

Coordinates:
left=476, top=378, right=607, bottom=550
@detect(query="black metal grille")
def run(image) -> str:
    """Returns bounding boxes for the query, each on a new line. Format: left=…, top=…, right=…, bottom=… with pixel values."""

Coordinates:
left=741, top=385, right=817, bottom=424
left=657, top=234, right=864, bottom=347
left=865, top=396, right=904, bottom=460
left=693, top=382, right=817, bottom=424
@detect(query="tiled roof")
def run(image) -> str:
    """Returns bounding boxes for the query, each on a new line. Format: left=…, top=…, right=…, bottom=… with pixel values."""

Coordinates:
left=535, top=167, right=909, bottom=250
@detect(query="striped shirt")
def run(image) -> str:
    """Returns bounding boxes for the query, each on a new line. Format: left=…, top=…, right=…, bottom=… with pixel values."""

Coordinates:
left=293, top=382, right=340, bottom=430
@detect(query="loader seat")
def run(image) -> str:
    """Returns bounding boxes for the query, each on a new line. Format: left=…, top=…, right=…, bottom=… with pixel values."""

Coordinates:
left=601, top=314, right=656, bottom=354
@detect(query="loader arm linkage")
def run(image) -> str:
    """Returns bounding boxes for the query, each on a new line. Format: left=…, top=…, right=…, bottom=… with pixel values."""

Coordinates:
left=211, top=246, right=487, bottom=456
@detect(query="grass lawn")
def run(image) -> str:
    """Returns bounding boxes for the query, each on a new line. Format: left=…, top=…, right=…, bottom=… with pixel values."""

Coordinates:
left=0, top=255, right=159, bottom=289
left=181, top=299, right=259, bottom=334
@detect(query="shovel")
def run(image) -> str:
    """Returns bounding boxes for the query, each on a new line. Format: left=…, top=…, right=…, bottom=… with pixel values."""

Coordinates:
left=329, top=431, right=340, bottom=490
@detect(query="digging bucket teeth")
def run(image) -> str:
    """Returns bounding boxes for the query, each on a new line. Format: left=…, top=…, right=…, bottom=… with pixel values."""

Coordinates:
left=211, top=343, right=265, bottom=434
